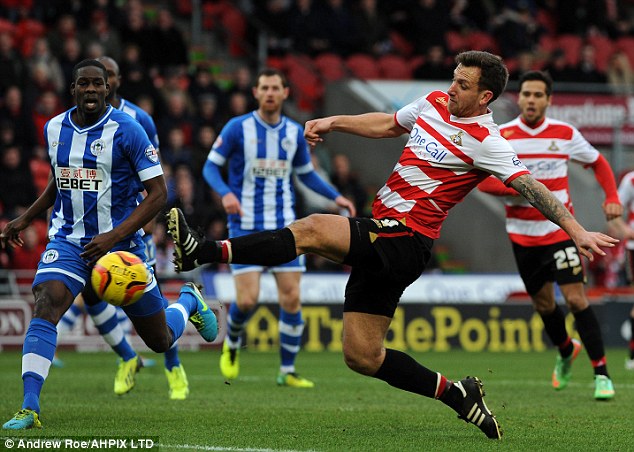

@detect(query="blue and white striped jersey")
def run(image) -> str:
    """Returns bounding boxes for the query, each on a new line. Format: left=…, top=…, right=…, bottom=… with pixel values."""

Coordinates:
left=45, top=105, right=163, bottom=248
left=207, top=112, right=314, bottom=231
left=118, top=98, right=160, bottom=149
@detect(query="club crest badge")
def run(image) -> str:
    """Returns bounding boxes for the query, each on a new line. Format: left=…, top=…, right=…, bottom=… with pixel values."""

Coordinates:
left=42, top=249, right=59, bottom=264
left=548, top=140, right=559, bottom=151
left=90, top=139, right=106, bottom=156
left=450, top=130, right=464, bottom=146
left=281, top=137, right=294, bottom=153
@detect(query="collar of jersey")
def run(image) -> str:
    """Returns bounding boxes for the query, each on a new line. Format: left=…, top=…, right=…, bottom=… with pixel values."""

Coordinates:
left=67, top=105, right=114, bottom=133
left=448, top=109, right=492, bottom=124
left=252, top=111, right=286, bottom=131
left=516, top=116, right=550, bottom=135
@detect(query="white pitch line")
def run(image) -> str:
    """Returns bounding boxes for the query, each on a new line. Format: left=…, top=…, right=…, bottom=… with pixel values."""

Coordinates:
left=160, top=444, right=317, bottom=452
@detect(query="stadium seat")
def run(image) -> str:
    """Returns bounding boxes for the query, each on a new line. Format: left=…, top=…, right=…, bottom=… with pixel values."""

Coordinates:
left=587, top=35, right=614, bottom=73
left=266, top=56, right=286, bottom=72
left=538, top=35, right=558, bottom=55
left=389, top=31, right=414, bottom=57
left=0, top=18, right=15, bottom=35
left=467, top=31, right=498, bottom=53
left=445, top=31, right=466, bottom=54
left=346, top=54, right=380, bottom=80
left=313, top=53, right=347, bottom=82
left=286, top=60, right=324, bottom=112
left=409, top=55, right=425, bottom=74
left=13, top=18, right=46, bottom=57
left=556, top=34, right=583, bottom=66
left=378, top=54, right=411, bottom=80
left=615, top=36, right=634, bottom=66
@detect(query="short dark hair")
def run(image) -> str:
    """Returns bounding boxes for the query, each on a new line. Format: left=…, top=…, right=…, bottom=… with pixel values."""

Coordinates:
left=254, top=67, right=288, bottom=88
left=455, top=51, right=509, bottom=104
left=518, top=70, right=553, bottom=96
left=72, top=59, right=108, bottom=83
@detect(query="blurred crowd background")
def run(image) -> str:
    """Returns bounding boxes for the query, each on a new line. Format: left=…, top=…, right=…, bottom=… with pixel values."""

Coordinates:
left=1, top=0, right=634, bottom=280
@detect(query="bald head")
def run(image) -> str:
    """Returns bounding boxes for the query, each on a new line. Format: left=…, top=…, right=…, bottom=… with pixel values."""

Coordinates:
left=97, top=56, right=120, bottom=103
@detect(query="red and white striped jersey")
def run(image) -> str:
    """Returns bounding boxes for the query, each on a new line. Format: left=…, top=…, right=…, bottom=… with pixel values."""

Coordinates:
left=617, top=170, right=634, bottom=250
left=371, top=91, right=529, bottom=239
left=498, top=116, right=600, bottom=246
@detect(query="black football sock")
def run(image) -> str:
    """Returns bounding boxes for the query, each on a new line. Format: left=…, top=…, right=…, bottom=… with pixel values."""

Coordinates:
left=198, top=240, right=222, bottom=263
left=540, top=305, right=572, bottom=356
left=372, top=348, right=440, bottom=399
left=228, top=227, right=297, bottom=265
left=574, top=306, right=609, bottom=377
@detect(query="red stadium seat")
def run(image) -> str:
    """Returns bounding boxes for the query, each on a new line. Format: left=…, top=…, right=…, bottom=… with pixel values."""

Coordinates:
left=557, top=34, right=583, bottom=66
left=467, top=31, right=498, bottom=53
left=538, top=35, right=558, bottom=55
left=389, top=31, right=414, bottom=57
left=445, top=31, right=466, bottom=54
left=313, top=53, right=347, bottom=82
left=346, top=54, right=380, bottom=80
left=378, top=54, right=411, bottom=80
left=266, top=56, right=286, bottom=72
left=286, top=60, right=324, bottom=112
left=615, top=36, right=634, bottom=66
left=587, top=35, right=614, bottom=72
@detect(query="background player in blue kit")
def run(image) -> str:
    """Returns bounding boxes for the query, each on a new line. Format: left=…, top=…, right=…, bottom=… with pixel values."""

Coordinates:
left=1, top=59, right=217, bottom=430
left=200, top=67, right=355, bottom=387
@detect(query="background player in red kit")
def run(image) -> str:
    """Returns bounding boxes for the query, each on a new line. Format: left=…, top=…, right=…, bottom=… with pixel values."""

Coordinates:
left=479, top=70, right=618, bottom=399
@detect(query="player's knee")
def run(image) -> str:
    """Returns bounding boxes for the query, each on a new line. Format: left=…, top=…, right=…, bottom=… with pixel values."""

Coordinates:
left=142, top=334, right=171, bottom=353
left=236, top=297, right=257, bottom=312
left=291, top=214, right=324, bottom=247
left=532, top=297, right=554, bottom=315
left=566, top=294, right=588, bottom=313
left=279, top=292, right=300, bottom=311
left=342, top=343, right=380, bottom=376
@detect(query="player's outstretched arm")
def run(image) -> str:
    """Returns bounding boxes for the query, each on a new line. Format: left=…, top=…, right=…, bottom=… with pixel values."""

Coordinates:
left=509, top=174, right=618, bottom=261
left=304, top=113, right=404, bottom=148
left=81, top=175, right=167, bottom=264
left=1, top=177, right=57, bottom=249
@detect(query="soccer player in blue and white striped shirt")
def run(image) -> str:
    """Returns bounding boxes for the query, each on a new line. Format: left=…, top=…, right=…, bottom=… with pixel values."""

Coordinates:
left=1, top=60, right=217, bottom=430
left=203, top=68, right=355, bottom=387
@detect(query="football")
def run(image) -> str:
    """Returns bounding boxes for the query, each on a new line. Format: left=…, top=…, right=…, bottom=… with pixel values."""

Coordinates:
left=91, top=251, right=149, bottom=306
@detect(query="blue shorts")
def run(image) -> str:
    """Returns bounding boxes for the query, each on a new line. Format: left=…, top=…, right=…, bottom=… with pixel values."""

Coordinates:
left=33, top=239, right=165, bottom=317
left=229, top=226, right=305, bottom=275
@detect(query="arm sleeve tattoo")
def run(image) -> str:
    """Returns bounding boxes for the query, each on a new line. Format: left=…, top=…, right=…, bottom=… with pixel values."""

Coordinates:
left=509, top=174, right=575, bottom=227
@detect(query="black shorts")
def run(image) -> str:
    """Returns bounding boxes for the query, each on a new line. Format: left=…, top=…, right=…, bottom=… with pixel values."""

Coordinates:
left=343, top=217, right=433, bottom=318
left=512, top=239, right=586, bottom=295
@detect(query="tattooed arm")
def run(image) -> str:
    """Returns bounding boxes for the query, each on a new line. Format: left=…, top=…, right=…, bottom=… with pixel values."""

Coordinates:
left=509, top=174, right=618, bottom=260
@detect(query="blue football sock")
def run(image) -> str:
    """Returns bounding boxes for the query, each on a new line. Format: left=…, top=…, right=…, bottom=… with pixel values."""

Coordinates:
left=115, top=306, right=133, bottom=337
left=164, top=343, right=180, bottom=370
left=86, top=302, right=136, bottom=361
left=165, top=297, right=191, bottom=345
left=279, top=309, right=304, bottom=373
left=22, top=318, right=58, bottom=413
left=225, top=302, right=254, bottom=347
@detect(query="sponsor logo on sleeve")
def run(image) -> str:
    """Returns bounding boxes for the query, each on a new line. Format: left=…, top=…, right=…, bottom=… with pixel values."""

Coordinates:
left=145, top=145, right=159, bottom=163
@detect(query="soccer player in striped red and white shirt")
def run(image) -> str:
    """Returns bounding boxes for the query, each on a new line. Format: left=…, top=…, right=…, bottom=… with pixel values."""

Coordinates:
left=616, top=171, right=634, bottom=369
left=479, top=70, right=618, bottom=400
left=167, top=52, right=618, bottom=439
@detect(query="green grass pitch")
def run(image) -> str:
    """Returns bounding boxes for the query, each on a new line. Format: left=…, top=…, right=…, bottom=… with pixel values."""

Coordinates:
left=1, top=348, right=633, bottom=451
